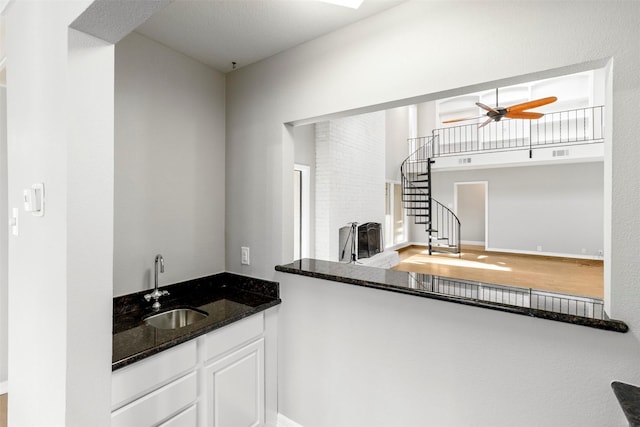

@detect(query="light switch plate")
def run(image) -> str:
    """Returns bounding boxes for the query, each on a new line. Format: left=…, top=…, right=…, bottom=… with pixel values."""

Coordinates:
left=23, top=183, right=44, bottom=216
left=10, top=208, right=18, bottom=236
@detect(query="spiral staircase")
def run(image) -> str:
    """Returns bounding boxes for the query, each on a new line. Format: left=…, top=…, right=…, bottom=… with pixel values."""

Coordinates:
left=400, top=136, right=461, bottom=256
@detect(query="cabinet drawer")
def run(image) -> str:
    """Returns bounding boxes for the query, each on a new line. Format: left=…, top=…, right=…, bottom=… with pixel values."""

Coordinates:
left=112, top=340, right=197, bottom=409
left=158, top=403, right=197, bottom=427
left=111, top=371, right=197, bottom=427
left=205, top=313, right=263, bottom=361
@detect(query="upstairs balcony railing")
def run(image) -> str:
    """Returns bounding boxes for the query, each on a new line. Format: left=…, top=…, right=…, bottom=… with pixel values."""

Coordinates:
left=410, top=105, right=604, bottom=159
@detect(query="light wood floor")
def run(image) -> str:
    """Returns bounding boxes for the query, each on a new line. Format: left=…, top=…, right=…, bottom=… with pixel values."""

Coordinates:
left=393, top=245, right=603, bottom=298
left=0, top=394, right=6, bottom=427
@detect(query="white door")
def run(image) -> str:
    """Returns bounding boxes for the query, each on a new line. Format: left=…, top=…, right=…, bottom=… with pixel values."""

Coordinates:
left=204, top=339, right=265, bottom=427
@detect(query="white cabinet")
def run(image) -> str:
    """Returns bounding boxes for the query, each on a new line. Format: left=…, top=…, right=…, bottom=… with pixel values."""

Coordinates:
left=111, top=341, right=198, bottom=427
left=112, top=373, right=197, bottom=427
left=202, top=313, right=265, bottom=427
left=112, top=312, right=269, bottom=427
left=204, top=338, right=264, bottom=427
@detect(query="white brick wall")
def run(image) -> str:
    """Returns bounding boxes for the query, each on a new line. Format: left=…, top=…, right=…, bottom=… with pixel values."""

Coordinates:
left=315, top=112, right=386, bottom=260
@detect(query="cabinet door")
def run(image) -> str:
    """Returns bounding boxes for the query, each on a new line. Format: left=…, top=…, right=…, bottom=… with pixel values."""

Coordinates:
left=204, top=338, right=264, bottom=427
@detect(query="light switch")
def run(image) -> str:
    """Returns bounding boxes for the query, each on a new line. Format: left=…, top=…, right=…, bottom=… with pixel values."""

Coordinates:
left=9, top=208, right=18, bottom=236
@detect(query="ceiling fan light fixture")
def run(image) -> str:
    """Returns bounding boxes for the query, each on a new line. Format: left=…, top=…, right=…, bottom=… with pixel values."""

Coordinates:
left=443, top=93, right=558, bottom=127
left=317, top=0, right=365, bottom=9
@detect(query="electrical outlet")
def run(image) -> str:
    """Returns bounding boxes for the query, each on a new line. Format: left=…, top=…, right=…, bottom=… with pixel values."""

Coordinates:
left=241, top=247, right=250, bottom=265
left=598, top=249, right=603, bottom=257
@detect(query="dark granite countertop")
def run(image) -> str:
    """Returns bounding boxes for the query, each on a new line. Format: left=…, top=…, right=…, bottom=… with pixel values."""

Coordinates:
left=275, top=258, right=628, bottom=333
left=612, top=381, right=640, bottom=427
left=112, top=272, right=280, bottom=370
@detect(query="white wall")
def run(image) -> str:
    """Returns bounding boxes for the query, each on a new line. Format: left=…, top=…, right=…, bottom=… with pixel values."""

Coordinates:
left=113, top=32, right=226, bottom=296
left=294, top=124, right=315, bottom=166
left=66, top=28, right=115, bottom=426
left=0, top=85, right=7, bottom=388
left=5, top=2, right=113, bottom=425
left=225, top=1, right=640, bottom=425
left=431, top=162, right=604, bottom=257
left=385, top=106, right=410, bottom=182
left=314, top=112, right=385, bottom=261
left=417, top=101, right=436, bottom=138
left=276, top=273, right=640, bottom=427
left=0, top=15, right=6, bottom=390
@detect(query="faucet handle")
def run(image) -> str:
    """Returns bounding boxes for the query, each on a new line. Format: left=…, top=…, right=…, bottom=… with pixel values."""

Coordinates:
left=161, top=290, right=170, bottom=296
left=144, top=293, right=152, bottom=302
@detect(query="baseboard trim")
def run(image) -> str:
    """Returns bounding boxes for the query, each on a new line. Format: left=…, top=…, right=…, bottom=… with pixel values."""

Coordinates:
left=0, top=380, right=7, bottom=394
left=486, top=246, right=603, bottom=261
left=461, top=240, right=485, bottom=246
left=401, top=243, right=602, bottom=261
left=386, top=242, right=411, bottom=251
left=277, top=413, right=304, bottom=427
left=405, top=241, right=426, bottom=248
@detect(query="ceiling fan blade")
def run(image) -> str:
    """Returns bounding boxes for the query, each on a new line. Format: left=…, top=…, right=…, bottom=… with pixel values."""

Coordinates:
left=476, top=102, right=499, bottom=114
left=505, top=111, right=544, bottom=120
left=478, top=117, right=494, bottom=128
left=507, top=96, right=558, bottom=112
left=442, top=116, right=485, bottom=124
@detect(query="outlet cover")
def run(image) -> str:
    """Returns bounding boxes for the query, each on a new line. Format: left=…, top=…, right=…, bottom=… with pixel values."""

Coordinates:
left=241, top=247, right=250, bottom=265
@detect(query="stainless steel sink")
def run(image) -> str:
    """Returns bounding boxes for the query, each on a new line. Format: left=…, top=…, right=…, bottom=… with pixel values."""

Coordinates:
left=144, top=307, right=208, bottom=330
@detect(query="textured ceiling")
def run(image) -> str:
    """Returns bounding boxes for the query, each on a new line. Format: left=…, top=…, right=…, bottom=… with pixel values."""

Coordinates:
left=71, top=0, right=172, bottom=44
left=135, top=0, right=405, bottom=73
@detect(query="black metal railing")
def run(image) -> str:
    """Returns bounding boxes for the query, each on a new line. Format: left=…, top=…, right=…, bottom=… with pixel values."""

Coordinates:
left=429, top=199, right=460, bottom=254
left=409, top=274, right=605, bottom=320
left=425, top=105, right=604, bottom=158
left=400, top=136, right=461, bottom=255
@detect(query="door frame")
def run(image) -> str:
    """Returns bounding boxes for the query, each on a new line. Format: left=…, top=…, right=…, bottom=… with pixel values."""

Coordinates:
left=453, top=181, right=489, bottom=249
left=294, top=164, right=311, bottom=259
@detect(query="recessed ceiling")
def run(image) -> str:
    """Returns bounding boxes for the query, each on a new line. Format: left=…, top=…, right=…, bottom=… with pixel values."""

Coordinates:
left=135, top=0, right=406, bottom=73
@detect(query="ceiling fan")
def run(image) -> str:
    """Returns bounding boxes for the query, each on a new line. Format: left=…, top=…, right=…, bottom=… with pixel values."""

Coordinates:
left=443, top=89, right=557, bottom=128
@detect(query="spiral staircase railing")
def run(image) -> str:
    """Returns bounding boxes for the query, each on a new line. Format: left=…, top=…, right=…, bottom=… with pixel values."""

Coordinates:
left=400, top=136, right=461, bottom=256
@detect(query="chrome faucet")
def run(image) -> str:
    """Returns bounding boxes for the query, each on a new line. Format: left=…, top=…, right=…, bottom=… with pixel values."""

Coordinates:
left=144, top=254, right=169, bottom=311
